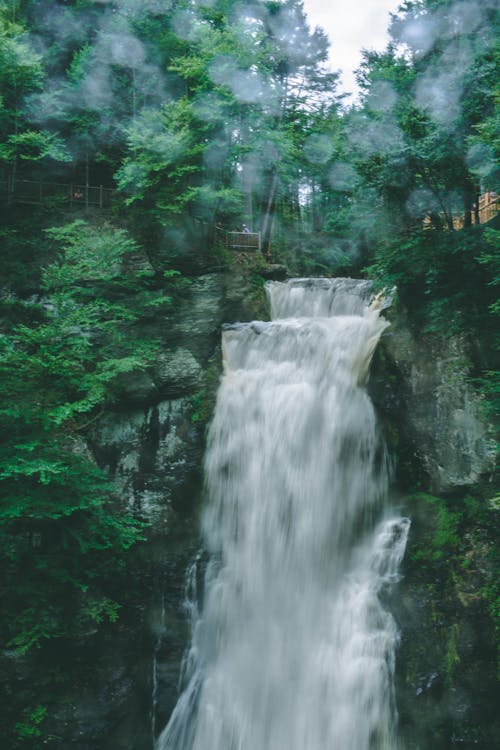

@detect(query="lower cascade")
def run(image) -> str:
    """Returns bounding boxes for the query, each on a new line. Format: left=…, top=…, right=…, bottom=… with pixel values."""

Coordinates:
left=157, top=278, right=410, bottom=750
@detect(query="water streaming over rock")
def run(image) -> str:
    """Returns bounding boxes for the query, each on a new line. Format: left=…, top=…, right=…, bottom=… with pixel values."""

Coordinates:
left=157, top=278, right=409, bottom=750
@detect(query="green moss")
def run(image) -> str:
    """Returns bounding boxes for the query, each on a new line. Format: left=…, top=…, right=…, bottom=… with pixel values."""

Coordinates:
left=190, top=350, right=222, bottom=428
left=408, top=490, right=500, bottom=677
left=13, top=705, right=47, bottom=749
left=409, top=493, right=462, bottom=562
left=190, top=386, right=218, bottom=427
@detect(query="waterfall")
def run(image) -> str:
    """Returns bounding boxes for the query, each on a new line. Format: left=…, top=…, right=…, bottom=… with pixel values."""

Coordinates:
left=157, top=278, right=409, bottom=750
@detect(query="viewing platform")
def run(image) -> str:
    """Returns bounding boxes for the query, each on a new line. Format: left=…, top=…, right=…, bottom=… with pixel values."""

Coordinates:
left=216, top=226, right=261, bottom=251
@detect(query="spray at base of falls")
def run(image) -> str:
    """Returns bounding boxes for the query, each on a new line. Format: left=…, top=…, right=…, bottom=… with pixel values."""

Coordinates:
left=157, top=278, right=409, bottom=750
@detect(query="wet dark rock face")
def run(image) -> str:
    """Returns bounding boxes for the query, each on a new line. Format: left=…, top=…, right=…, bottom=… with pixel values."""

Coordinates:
left=78, top=275, right=226, bottom=750
left=371, top=315, right=498, bottom=749
left=8, top=537, right=198, bottom=750
left=372, top=319, right=495, bottom=494
left=89, top=399, right=203, bottom=527
left=392, top=495, right=499, bottom=750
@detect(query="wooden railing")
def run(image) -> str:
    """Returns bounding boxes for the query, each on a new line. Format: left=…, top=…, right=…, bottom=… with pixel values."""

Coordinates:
left=0, top=179, right=113, bottom=208
left=477, top=192, right=499, bottom=223
left=452, top=191, right=499, bottom=229
left=425, top=191, right=499, bottom=230
left=216, top=226, right=261, bottom=251
left=5, top=180, right=495, bottom=232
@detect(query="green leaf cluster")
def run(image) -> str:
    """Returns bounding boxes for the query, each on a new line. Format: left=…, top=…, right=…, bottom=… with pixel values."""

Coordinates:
left=0, top=220, right=168, bottom=654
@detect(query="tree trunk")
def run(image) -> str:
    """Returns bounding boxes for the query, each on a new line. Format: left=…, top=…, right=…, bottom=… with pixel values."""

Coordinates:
left=474, top=189, right=480, bottom=225
left=462, top=181, right=475, bottom=228
left=85, top=152, right=89, bottom=212
left=242, top=160, right=254, bottom=231
left=260, top=170, right=279, bottom=255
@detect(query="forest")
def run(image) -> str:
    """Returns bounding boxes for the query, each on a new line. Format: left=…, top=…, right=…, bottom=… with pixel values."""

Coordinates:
left=0, top=0, right=498, bottom=748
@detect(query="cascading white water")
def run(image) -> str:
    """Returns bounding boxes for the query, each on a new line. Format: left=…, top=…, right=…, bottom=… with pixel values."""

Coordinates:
left=157, top=278, right=409, bottom=750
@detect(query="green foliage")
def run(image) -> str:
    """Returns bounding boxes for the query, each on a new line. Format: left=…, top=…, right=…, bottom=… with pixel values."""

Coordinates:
left=44, top=219, right=147, bottom=285
left=79, top=595, right=121, bottom=626
left=111, top=0, right=339, bottom=252
left=300, top=0, right=500, bottom=277
left=14, top=704, right=47, bottom=747
left=0, top=221, right=167, bottom=654
left=468, top=47, right=500, bottom=190
left=116, top=104, right=197, bottom=208
left=0, top=129, right=71, bottom=162
left=365, top=225, right=498, bottom=335
left=0, top=6, right=55, bottom=174
left=477, top=228, right=500, bottom=317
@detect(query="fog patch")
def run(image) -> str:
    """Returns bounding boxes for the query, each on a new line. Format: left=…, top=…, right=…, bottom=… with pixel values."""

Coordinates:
left=406, top=188, right=440, bottom=218
left=116, top=160, right=150, bottom=199
left=204, top=140, right=231, bottom=175
left=171, top=8, right=207, bottom=42
left=366, top=81, right=398, bottom=113
left=348, top=115, right=405, bottom=157
left=329, top=162, right=359, bottom=192
left=192, top=92, right=227, bottom=124
left=100, top=32, right=146, bottom=67
left=467, top=143, right=497, bottom=183
left=304, top=134, right=334, bottom=164
left=266, top=4, right=310, bottom=60
left=79, top=65, right=113, bottom=111
left=209, top=55, right=273, bottom=104
left=415, top=70, right=462, bottom=126
left=231, top=3, right=265, bottom=37
left=447, top=1, right=483, bottom=36
left=390, top=13, right=442, bottom=58
left=30, top=2, right=91, bottom=51
left=391, top=0, right=487, bottom=59
left=124, top=109, right=187, bottom=162
left=24, top=1, right=171, bottom=157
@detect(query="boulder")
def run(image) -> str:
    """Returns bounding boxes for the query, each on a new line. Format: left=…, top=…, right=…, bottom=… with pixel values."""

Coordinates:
left=154, top=348, right=202, bottom=397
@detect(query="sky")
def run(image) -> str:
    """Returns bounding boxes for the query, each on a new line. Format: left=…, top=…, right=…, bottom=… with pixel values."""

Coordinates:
left=302, top=0, right=402, bottom=99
